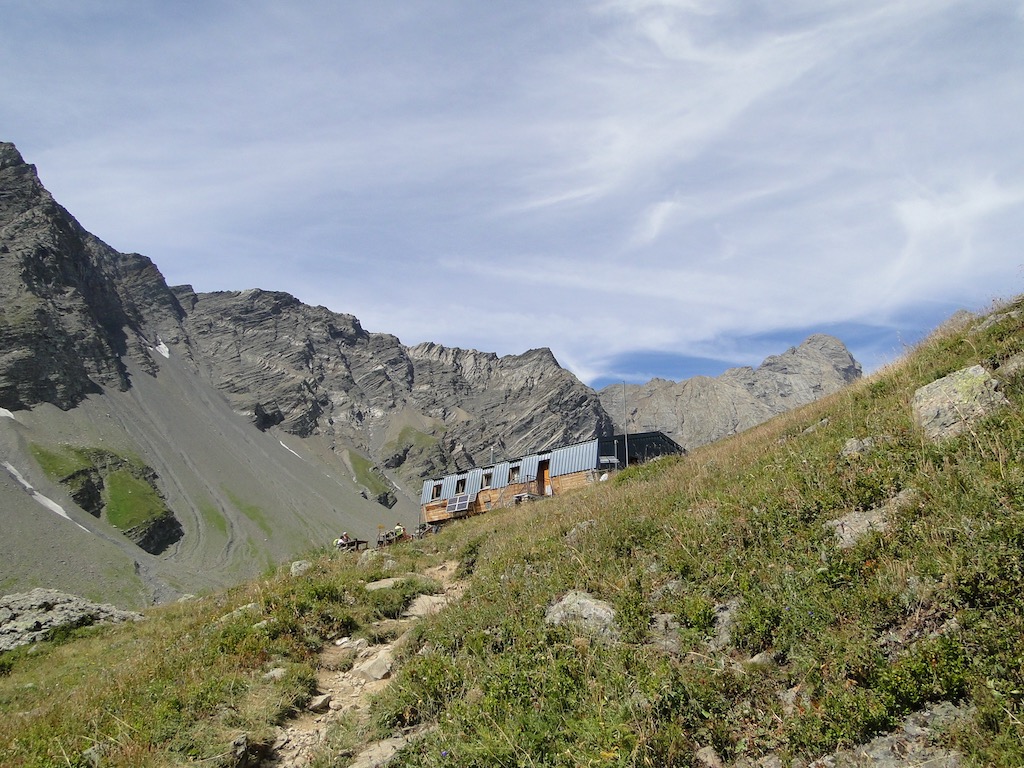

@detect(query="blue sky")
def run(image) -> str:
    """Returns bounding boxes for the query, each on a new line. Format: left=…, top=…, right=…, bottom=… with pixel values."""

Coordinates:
left=3, top=1, right=1023, bottom=389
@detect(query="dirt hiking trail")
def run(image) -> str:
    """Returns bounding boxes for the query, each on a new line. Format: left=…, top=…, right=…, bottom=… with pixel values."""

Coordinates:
left=263, top=560, right=466, bottom=768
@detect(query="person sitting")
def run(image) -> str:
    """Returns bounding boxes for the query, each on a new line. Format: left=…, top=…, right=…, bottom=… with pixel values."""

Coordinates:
left=335, top=532, right=353, bottom=550
left=393, top=522, right=405, bottom=539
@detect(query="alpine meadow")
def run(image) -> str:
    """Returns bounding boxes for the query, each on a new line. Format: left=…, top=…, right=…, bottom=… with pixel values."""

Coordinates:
left=3, top=299, right=1024, bottom=766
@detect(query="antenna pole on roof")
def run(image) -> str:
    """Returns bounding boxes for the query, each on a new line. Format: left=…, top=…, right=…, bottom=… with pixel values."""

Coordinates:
left=622, top=381, right=629, bottom=469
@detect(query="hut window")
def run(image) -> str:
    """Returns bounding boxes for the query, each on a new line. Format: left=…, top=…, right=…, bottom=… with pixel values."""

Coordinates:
left=482, top=472, right=492, bottom=489
left=509, top=465, right=521, bottom=482
left=431, top=482, right=442, bottom=500
left=455, top=478, right=467, bottom=493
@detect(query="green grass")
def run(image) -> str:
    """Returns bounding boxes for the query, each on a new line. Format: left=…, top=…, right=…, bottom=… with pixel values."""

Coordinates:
left=387, top=425, right=442, bottom=453
left=0, top=549, right=442, bottom=767
left=200, top=499, right=229, bottom=536
left=30, top=444, right=171, bottom=530
left=349, top=450, right=392, bottom=498
left=224, top=487, right=273, bottom=536
left=367, top=297, right=1024, bottom=767
left=5, top=298, right=1024, bottom=766
left=28, top=444, right=93, bottom=479
left=105, top=469, right=168, bottom=529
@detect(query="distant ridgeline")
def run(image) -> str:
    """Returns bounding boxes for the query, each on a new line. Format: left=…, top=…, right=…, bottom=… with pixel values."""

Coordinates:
left=420, top=431, right=683, bottom=525
left=0, top=139, right=861, bottom=606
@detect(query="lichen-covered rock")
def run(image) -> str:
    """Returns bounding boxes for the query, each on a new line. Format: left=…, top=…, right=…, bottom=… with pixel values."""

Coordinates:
left=544, top=590, right=619, bottom=642
left=912, top=365, right=1009, bottom=441
left=0, top=588, right=143, bottom=652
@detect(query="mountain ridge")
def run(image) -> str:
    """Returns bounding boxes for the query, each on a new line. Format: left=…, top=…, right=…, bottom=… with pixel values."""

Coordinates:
left=0, top=140, right=861, bottom=606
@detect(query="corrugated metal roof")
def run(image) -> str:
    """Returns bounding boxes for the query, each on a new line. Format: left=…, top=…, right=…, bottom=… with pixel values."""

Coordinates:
left=420, top=479, right=437, bottom=505
left=551, top=439, right=599, bottom=477
left=421, top=432, right=682, bottom=505
left=466, top=468, right=484, bottom=497
left=520, top=454, right=540, bottom=481
left=491, top=461, right=511, bottom=489
left=441, top=474, right=462, bottom=498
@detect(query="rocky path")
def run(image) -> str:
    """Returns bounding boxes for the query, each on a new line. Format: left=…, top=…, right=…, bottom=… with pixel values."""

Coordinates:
left=263, top=561, right=466, bottom=768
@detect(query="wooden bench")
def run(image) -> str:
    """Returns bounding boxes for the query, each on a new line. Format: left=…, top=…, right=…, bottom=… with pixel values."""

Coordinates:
left=376, top=530, right=407, bottom=548
left=335, top=538, right=368, bottom=552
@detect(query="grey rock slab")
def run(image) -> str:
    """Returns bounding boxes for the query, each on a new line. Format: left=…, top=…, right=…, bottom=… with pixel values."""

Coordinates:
left=364, top=575, right=420, bottom=591
left=824, top=509, right=889, bottom=550
left=403, top=593, right=448, bottom=618
left=307, top=693, right=332, bottom=713
left=824, top=489, right=916, bottom=550
left=912, top=365, right=1008, bottom=441
left=997, top=350, right=1024, bottom=378
left=805, top=702, right=967, bottom=767
left=347, top=736, right=409, bottom=768
left=0, top=588, right=143, bottom=652
left=649, top=613, right=682, bottom=653
left=695, top=745, right=725, bottom=768
left=544, top=590, right=619, bottom=642
left=352, top=648, right=394, bottom=682
left=708, top=598, right=740, bottom=652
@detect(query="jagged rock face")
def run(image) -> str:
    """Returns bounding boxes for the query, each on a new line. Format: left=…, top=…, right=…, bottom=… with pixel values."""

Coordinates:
left=0, top=143, right=185, bottom=410
left=0, top=140, right=859, bottom=487
left=600, top=334, right=862, bottom=450
left=0, top=140, right=867, bottom=605
left=175, top=289, right=612, bottom=480
left=0, top=140, right=610, bottom=511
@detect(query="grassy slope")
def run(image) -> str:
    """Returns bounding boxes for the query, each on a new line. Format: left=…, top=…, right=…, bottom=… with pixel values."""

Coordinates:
left=2, top=299, right=1024, bottom=766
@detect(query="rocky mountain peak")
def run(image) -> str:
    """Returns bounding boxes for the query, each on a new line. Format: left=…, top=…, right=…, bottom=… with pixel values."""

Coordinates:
left=0, top=141, right=27, bottom=169
left=759, top=334, right=862, bottom=381
left=0, top=140, right=863, bottom=605
left=0, top=143, right=191, bottom=411
left=599, top=334, right=861, bottom=451
left=174, top=289, right=609, bottom=476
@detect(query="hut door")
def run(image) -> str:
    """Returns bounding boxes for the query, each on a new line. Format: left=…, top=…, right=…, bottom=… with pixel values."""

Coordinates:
left=538, top=460, right=552, bottom=496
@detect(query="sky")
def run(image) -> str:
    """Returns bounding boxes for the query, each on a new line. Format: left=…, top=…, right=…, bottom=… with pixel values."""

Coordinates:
left=3, top=1, right=1023, bottom=388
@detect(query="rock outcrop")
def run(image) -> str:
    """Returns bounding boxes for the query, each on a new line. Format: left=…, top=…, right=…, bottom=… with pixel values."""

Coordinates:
left=172, top=288, right=612, bottom=482
left=0, top=142, right=185, bottom=411
left=912, top=364, right=1008, bottom=441
left=0, top=588, right=143, bottom=652
left=544, top=590, right=619, bottom=643
left=600, top=334, right=862, bottom=450
left=0, top=140, right=863, bottom=605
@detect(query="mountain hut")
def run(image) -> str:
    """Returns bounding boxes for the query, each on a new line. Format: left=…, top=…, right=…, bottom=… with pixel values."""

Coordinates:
left=419, top=431, right=683, bottom=525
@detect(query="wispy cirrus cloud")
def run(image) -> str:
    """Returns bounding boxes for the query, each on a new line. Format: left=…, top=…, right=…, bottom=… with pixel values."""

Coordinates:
left=3, top=1, right=1023, bottom=386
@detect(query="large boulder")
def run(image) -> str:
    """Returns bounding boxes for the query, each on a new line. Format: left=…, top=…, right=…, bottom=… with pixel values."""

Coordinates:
left=912, top=365, right=1009, bottom=441
left=0, top=588, right=143, bottom=652
left=544, top=590, right=619, bottom=642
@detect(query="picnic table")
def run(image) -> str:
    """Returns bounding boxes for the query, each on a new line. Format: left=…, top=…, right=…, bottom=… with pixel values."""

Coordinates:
left=376, top=529, right=406, bottom=548
left=335, top=538, right=368, bottom=551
